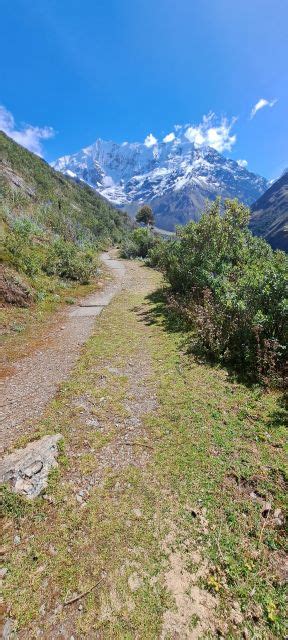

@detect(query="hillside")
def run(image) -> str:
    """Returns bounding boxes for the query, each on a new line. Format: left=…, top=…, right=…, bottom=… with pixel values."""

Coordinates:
left=52, top=135, right=267, bottom=230
left=250, top=170, right=288, bottom=250
left=0, top=131, right=130, bottom=245
left=0, top=131, right=131, bottom=340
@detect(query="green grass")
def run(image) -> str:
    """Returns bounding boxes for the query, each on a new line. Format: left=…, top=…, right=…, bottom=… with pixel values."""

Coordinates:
left=147, top=316, right=287, bottom=636
left=2, top=264, right=286, bottom=638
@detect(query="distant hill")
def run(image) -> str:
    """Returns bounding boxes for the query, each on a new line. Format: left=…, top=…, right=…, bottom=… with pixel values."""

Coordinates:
left=250, top=171, right=288, bottom=251
left=52, top=135, right=268, bottom=231
left=0, top=131, right=130, bottom=245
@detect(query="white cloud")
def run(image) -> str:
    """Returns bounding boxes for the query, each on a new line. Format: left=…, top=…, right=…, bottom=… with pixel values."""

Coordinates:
left=0, top=105, right=55, bottom=156
left=250, top=98, right=277, bottom=119
left=237, top=159, right=248, bottom=168
left=163, top=132, right=176, bottom=143
left=184, top=113, right=236, bottom=153
left=144, top=133, right=158, bottom=148
left=185, top=126, right=205, bottom=146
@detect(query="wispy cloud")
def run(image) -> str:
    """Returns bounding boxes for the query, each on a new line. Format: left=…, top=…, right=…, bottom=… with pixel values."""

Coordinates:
left=250, top=98, right=277, bottom=119
left=237, top=159, right=248, bottom=168
left=0, top=105, right=55, bottom=156
left=144, top=133, right=158, bottom=147
left=184, top=113, right=237, bottom=153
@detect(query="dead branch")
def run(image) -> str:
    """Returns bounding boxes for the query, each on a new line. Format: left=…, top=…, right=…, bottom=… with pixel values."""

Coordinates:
left=64, top=576, right=105, bottom=606
left=124, top=441, right=154, bottom=450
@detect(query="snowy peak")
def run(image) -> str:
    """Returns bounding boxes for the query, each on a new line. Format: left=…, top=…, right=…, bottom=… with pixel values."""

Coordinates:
left=52, top=136, right=268, bottom=230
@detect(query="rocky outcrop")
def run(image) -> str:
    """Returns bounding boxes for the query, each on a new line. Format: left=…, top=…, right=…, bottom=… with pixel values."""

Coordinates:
left=0, top=434, right=62, bottom=498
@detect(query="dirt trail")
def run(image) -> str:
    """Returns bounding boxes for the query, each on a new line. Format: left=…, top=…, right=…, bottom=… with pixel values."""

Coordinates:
left=0, top=253, right=125, bottom=453
left=1, top=254, right=286, bottom=639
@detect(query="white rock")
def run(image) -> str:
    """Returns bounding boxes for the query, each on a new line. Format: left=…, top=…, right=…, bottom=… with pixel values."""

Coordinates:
left=0, top=434, right=62, bottom=498
left=2, top=619, right=14, bottom=640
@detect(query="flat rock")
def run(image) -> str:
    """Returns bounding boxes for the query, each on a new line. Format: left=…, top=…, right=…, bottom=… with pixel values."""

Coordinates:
left=2, top=618, right=15, bottom=639
left=0, top=434, right=62, bottom=498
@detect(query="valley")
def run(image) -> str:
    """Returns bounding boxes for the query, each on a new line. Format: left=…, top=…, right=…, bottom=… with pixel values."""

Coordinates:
left=1, top=2, right=287, bottom=638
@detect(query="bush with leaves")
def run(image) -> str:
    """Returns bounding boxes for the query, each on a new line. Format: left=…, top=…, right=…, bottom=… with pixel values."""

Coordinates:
left=3, top=214, right=96, bottom=285
left=43, top=238, right=95, bottom=283
left=156, top=198, right=287, bottom=384
left=146, top=237, right=167, bottom=267
left=120, top=227, right=156, bottom=259
left=4, top=217, right=45, bottom=277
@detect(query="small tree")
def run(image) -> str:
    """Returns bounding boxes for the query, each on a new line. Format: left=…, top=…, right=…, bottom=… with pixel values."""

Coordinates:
left=136, top=205, right=154, bottom=228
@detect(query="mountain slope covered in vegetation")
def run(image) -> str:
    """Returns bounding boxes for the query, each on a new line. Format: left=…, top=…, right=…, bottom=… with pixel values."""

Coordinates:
left=0, top=131, right=130, bottom=337
left=250, top=171, right=288, bottom=251
left=0, top=131, right=130, bottom=247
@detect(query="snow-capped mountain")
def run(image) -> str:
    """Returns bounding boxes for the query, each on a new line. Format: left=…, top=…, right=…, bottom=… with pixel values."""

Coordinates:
left=52, top=135, right=268, bottom=230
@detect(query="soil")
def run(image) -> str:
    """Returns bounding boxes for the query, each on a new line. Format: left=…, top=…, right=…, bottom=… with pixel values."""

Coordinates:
left=0, top=265, right=34, bottom=308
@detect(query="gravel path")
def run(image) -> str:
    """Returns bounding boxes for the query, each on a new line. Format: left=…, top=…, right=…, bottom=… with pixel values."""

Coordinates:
left=0, top=253, right=125, bottom=453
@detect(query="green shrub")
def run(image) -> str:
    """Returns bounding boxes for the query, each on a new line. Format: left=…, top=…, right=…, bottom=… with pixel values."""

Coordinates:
left=4, top=215, right=96, bottom=285
left=135, top=204, right=155, bottom=226
left=120, top=238, right=139, bottom=259
left=120, top=227, right=157, bottom=259
left=146, top=238, right=168, bottom=267
left=4, top=217, right=45, bottom=276
left=157, top=198, right=287, bottom=384
left=43, top=238, right=95, bottom=283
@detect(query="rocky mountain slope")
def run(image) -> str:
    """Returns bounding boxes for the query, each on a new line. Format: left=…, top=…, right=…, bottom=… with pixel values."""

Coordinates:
left=52, top=135, right=268, bottom=230
left=250, top=170, right=288, bottom=251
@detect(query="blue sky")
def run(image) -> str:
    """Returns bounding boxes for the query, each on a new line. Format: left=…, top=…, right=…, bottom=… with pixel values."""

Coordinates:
left=0, top=0, right=287, bottom=178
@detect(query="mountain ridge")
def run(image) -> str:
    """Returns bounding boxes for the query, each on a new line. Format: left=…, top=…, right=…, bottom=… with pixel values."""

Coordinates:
left=52, top=135, right=268, bottom=230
